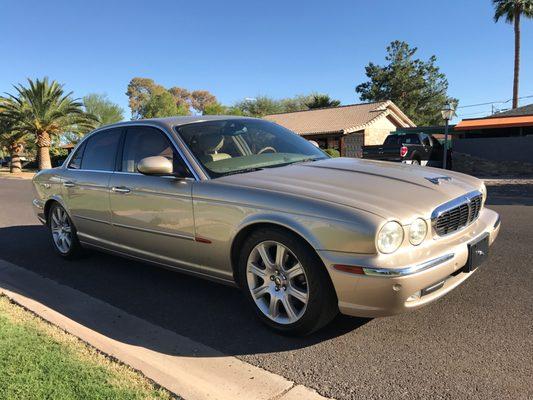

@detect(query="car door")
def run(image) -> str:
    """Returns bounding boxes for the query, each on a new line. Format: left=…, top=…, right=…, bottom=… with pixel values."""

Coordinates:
left=62, top=128, right=123, bottom=245
left=108, top=125, right=197, bottom=268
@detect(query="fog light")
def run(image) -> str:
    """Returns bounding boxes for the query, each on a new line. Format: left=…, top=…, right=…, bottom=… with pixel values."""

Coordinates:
left=406, top=291, right=421, bottom=302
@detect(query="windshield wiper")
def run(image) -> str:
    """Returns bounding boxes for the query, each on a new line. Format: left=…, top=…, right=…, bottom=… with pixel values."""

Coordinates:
left=264, top=157, right=323, bottom=169
left=223, top=167, right=264, bottom=176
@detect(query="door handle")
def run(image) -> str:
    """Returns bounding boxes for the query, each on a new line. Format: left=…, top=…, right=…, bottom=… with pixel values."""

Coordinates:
left=111, top=186, right=131, bottom=194
left=63, top=181, right=75, bottom=188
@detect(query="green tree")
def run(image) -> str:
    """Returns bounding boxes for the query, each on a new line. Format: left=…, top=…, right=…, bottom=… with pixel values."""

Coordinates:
left=126, top=77, right=167, bottom=119
left=1, top=78, right=97, bottom=170
left=203, top=102, right=243, bottom=115
left=234, top=96, right=285, bottom=117
left=305, top=94, right=341, bottom=109
left=493, top=0, right=533, bottom=109
left=141, top=91, right=180, bottom=118
left=83, top=93, right=124, bottom=127
left=190, top=90, right=217, bottom=114
left=279, top=95, right=314, bottom=112
left=168, top=87, right=191, bottom=113
left=355, top=41, right=457, bottom=125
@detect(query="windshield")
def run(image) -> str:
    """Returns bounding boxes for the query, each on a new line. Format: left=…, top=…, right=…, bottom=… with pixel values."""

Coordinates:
left=175, top=119, right=328, bottom=177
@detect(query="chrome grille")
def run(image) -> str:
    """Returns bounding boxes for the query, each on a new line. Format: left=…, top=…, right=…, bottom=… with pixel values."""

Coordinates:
left=432, top=192, right=483, bottom=236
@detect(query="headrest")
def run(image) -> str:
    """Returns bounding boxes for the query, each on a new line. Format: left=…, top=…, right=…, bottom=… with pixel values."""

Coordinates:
left=198, top=134, right=224, bottom=153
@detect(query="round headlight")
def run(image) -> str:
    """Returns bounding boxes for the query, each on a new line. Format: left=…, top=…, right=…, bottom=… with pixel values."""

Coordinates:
left=377, top=221, right=404, bottom=254
left=409, top=218, right=427, bottom=245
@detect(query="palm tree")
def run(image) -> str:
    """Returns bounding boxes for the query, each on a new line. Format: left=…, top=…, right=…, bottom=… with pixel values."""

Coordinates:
left=493, top=0, right=533, bottom=109
left=305, top=94, right=341, bottom=109
left=0, top=101, right=31, bottom=173
left=1, top=78, right=97, bottom=170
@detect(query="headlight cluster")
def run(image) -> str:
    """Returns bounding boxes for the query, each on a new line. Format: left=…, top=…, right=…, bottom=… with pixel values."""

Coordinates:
left=377, top=221, right=404, bottom=254
left=409, top=218, right=427, bottom=246
left=377, top=218, right=427, bottom=254
left=480, top=183, right=487, bottom=206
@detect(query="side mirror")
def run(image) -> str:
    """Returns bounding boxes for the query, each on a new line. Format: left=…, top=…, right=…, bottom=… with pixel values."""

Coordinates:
left=137, top=156, right=173, bottom=176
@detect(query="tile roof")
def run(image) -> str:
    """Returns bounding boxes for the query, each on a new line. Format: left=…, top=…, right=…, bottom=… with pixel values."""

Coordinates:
left=488, top=103, right=533, bottom=117
left=455, top=115, right=533, bottom=130
left=264, top=101, right=415, bottom=135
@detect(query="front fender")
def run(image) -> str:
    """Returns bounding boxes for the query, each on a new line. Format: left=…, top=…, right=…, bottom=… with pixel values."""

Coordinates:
left=232, top=210, right=379, bottom=254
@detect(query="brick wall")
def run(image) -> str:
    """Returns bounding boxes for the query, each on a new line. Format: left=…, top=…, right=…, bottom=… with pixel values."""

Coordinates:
left=363, top=115, right=397, bottom=145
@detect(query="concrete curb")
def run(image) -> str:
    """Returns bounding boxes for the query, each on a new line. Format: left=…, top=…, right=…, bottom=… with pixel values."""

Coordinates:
left=0, top=260, right=330, bottom=400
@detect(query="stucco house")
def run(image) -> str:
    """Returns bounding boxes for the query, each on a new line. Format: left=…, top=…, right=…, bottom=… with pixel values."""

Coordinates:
left=264, top=100, right=415, bottom=157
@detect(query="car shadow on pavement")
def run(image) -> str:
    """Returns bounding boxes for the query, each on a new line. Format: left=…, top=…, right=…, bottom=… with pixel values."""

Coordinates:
left=0, top=225, right=370, bottom=358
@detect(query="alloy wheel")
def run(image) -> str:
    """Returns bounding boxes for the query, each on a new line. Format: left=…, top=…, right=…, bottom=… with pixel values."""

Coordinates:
left=50, top=206, right=72, bottom=254
left=246, top=241, right=309, bottom=324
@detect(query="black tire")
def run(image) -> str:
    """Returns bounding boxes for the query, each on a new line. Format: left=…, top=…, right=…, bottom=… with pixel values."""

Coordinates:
left=48, top=202, right=84, bottom=259
left=238, top=227, right=338, bottom=336
left=411, top=158, right=421, bottom=165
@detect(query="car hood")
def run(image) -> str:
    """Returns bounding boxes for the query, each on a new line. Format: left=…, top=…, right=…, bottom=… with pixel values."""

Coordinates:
left=216, top=157, right=483, bottom=223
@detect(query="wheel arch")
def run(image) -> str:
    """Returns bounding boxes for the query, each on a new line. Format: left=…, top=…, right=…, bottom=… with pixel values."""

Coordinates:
left=43, top=196, right=70, bottom=226
left=230, top=216, right=324, bottom=286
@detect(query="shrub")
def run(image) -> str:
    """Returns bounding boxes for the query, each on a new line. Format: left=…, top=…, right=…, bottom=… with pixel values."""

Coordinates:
left=324, top=148, right=340, bottom=158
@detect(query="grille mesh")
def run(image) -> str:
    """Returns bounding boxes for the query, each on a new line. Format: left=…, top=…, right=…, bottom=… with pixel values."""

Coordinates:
left=434, top=195, right=482, bottom=236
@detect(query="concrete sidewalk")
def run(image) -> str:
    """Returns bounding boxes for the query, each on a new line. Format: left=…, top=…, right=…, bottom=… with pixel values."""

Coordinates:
left=0, top=170, right=36, bottom=180
left=0, top=259, right=330, bottom=400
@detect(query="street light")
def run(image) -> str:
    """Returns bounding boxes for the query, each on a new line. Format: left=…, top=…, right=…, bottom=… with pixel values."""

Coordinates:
left=441, top=103, right=455, bottom=170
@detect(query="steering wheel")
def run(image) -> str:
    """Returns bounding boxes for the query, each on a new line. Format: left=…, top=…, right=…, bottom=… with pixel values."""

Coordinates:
left=257, top=146, right=277, bottom=154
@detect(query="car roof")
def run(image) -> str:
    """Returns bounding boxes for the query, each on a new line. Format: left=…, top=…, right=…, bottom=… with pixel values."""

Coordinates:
left=96, top=115, right=260, bottom=132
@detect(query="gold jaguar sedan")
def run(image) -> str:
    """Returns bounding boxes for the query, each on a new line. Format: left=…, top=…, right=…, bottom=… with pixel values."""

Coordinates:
left=32, top=116, right=501, bottom=335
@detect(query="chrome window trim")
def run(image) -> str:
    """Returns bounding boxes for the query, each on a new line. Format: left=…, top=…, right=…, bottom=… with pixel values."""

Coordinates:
left=362, top=253, right=455, bottom=277
left=63, top=122, right=201, bottom=181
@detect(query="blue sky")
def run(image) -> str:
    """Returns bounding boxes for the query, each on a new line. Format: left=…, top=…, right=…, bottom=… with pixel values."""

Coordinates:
left=1, top=0, right=532, bottom=121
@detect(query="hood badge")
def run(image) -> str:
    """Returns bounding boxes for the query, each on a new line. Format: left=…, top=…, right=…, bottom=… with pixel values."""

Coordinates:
left=426, top=176, right=452, bottom=185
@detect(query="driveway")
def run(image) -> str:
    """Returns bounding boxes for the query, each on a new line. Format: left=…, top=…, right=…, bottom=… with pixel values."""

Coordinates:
left=0, top=177, right=531, bottom=399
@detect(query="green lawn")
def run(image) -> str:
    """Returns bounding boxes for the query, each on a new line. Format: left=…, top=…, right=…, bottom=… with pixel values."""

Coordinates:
left=0, top=296, right=175, bottom=400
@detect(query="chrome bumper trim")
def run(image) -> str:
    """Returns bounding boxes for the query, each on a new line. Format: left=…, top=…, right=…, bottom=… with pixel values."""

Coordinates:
left=362, top=253, right=455, bottom=277
left=32, top=199, right=44, bottom=209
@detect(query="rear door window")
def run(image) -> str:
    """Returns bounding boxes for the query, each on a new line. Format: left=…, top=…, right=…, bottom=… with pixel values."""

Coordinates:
left=81, top=129, right=122, bottom=171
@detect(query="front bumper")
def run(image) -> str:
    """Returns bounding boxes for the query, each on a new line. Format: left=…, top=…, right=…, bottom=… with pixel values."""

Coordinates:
left=33, top=198, right=47, bottom=224
left=319, top=208, right=501, bottom=318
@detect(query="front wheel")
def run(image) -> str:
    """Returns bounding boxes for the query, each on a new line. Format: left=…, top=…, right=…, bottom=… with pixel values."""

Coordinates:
left=238, top=228, right=338, bottom=335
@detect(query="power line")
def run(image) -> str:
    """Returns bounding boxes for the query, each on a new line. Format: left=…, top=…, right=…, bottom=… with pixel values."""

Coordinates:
left=457, top=94, right=533, bottom=109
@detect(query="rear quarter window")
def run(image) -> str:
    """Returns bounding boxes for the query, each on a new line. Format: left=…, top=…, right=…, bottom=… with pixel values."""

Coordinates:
left=67, top=142, right=86, bottom=169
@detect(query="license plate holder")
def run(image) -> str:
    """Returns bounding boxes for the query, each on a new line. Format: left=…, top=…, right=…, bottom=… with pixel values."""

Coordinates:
left=466, top=234, right=489, bottom=272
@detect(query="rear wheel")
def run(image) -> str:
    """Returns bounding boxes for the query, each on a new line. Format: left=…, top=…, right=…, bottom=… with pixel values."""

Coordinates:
left=238, top=228, right=338, bottom=335
left=411, top=158, right=420, bottom=165
left=48, top=203, right=84, bottom=259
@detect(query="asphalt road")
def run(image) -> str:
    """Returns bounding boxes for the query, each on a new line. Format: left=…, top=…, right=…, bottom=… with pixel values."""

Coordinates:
left=0, top=177, right=531, bottom=400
